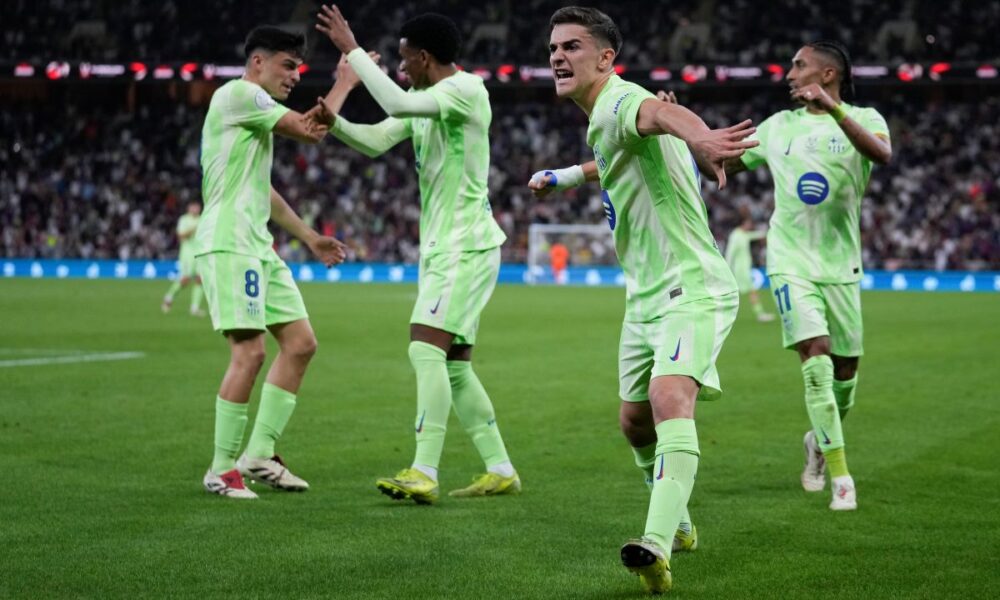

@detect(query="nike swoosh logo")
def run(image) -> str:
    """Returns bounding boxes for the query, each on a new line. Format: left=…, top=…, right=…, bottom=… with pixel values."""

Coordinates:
left=430, top=296, right=442, bottom=315
left=656, top=455, right=665, bottom=480
left=820, top=427, right=831, bottom=445
left=416, top=411, right=426, bottom=433
left=669, top=339, right=681, bottom=362
left=784, top=140, right=792, bottom=155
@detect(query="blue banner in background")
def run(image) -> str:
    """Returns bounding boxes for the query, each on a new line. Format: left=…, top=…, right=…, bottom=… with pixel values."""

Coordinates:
left=2, top=259, right=999, bottom=293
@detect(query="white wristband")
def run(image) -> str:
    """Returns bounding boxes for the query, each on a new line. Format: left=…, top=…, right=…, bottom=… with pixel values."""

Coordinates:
left=530, top=164, right=585, bottom=191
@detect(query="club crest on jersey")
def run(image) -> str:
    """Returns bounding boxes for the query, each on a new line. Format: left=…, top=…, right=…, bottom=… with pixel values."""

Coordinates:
left=602, top=190, right=617, bottom=230
left=828, top=136, right=847, bottom=153
left=254, top=89, right=276, bottom=111
left=797, top=172, right=830, bottom=205
left=805, top=136, right=819, bottom=153
left=593, top=144, right=608, bottom=172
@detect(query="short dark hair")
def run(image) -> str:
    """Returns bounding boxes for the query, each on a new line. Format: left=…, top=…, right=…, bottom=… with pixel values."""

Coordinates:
left=243, top=26, right=306, bottom=59
left=806, top=40, right=855, bottom=101
left=550, top=6, right=623, bottom=57
left=400, top=13, right=462, bottom=64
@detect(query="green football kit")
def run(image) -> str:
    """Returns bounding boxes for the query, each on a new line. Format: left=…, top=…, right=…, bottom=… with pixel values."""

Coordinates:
left=587, top=74, right=739, bottom=558
left=332, top=53, right=512, bottom=483
left=741, top=103, right=889, bottom=356
left=196, top=78, right=307, bottom=333
left=724, top=227, right=766, bottom=294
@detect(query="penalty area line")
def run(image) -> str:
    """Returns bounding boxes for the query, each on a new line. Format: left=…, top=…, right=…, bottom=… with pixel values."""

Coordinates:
left=0, top=351, right=146, bottom=368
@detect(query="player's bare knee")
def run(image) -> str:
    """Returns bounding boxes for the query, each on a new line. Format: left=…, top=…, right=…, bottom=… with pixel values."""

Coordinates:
left=832, top=356, right=859, bottom=380
left=797, top=336, right=831, bottom=362
left=233, top=346, right=266, bottom=374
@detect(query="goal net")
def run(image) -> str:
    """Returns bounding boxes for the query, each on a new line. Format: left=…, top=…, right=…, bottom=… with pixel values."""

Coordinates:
left=526, top=223, right=619, bottom=285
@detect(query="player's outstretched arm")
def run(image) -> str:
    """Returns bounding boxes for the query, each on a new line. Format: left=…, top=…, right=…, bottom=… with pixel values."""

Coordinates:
left=316, top=4, right=439, bottom=119
left=312, top=95, right=411, bottom=158
left=273, top=110, right=328, bottom=144
left=527, top=161, right=599, bottom=198
left=269, top=187, right=347, bottom=267
left=317, top=52, right=381, bottom=121
left=635, top=98, right=758, bottom=188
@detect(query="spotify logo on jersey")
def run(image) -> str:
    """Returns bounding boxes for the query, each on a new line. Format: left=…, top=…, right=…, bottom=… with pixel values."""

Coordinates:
left=797, top=172, right=830, bottom=205
left=602, top=190, right=617, bottom=230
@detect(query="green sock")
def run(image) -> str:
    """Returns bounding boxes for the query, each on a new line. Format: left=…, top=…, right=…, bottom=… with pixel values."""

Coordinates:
left=448, top=360, right=510, bottom=468
left=189, top=284, right=204, bottom=312
left=633, top=442, right=693, bottom=530
left=832, top=374, right=858, bottom=421
left=644, top=419, right=699, bottom=558
left=164, top=280, right=182, bottom=302
left=632, top=442, right=656, bottom=490
left=212, top=396, right=248, bottom=473
left=410, top=342, right=451, bottom=471
left=245, top=383, right=297, bottom=459
left=802, top=355, right=848, bottom=461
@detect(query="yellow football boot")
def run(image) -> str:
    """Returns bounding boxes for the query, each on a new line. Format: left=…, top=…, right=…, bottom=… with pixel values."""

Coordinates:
left=375, top=468, right=439, bottom=505
left=672, top=524, right=698, bottom=553
left=621, top=538, right=672, bottom=594
left=448, top=471, right=521, bottom=497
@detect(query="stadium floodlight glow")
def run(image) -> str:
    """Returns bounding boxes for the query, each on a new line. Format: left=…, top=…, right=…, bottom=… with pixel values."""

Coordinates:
left=929, top=62, right=951, bottom=80
left=715, top=65, right=762, bottom=81
left=14, top=62, right=34, bottom=77
left=649, top=67, right=671, bottom=81
left=896, top=63, right=923, bottom=81
left=180, top=62, right=198, bottom=81
left=297, top=63, right=309, bottom=74
left=130, top=62, right=148, bottom=80
left=471, top=67, right=492, bottom=81
left=852, top=65, right=889, bottom=78
left=766, top=63, right=785, bottom=81
left=520, top=66, right=553, bottom=81
left=614, top=64, right=626, bottom=75
left=45, top=61, right=70, bottom=80
left=681, top=64, right=707, bottom=83
left=496, top=64, right=515, bottom=82
left=153, top=65, right=174, bottom=79
left=976, top=64, right=998, bottom=79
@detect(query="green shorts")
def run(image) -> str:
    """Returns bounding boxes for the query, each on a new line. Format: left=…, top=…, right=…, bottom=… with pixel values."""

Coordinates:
left=178, top=253, right=198, bottom=279
left=196, top=251, right=308, bottom=333
left=410, top=247, right=501, bottom=346
left=619, top=293, right=739, bottom=402
left=769, top=273, right=863, bottom=356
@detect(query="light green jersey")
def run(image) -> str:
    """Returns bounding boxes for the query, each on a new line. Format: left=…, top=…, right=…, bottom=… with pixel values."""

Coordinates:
left=197, top=79, right=290, bottom=259
left=740, top=104, right=889, bottom=283
left=724, top=227, right=765, bottom=276
left=587, top=75, right=737, bottom=323
left=407, top=71, right=506, bottom=255
left=177, top=213, right=200, bottom=261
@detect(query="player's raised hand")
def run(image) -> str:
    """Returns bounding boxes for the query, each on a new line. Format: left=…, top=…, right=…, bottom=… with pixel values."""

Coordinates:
left=790, top=83, right=837, bottom=112
left=316, top=5, right=359, bottom=53
left=335, top=51, right=379, bottom=88
left=309, top=235, right=348, bottom=267
left=656, top=90, right=678, bottom=104
left=689, top=120, right=758, bottom=189
left=527, top=171, right=556, bottom=198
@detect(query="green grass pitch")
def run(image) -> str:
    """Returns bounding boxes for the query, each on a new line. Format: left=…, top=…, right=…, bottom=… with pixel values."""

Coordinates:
left=1, top=279, right=998, bottom=599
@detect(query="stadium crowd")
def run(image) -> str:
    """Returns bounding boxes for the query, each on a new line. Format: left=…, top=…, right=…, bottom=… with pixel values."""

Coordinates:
left=2, top=91, right=998, bottom=270
left=3, top=0, right=998, bottom=65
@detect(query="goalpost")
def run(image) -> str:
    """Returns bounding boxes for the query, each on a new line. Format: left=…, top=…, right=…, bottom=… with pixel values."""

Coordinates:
left=526, top=223, right=618, bottom=285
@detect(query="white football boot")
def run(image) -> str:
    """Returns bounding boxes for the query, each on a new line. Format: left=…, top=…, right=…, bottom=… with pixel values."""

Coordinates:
left=203, top=468, right=258, bottom=499
left=830, top=476, right=857, bottom=511
left=237, top=454, right=309, bottom=491
left=801, top=430, right=826, bottom=492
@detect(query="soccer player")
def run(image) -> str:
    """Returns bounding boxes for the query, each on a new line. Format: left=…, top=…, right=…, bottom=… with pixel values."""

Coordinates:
left=528, top=7, right=756, bottom=593
left=161, top=201, right=206, bottom=317
left=196, top=26, right=346, bottom=499
left=313, top=6, right=519, bottom=504
left=724, top=216, right=774, bottom=322
left=723, top=42, right=891, bottom=511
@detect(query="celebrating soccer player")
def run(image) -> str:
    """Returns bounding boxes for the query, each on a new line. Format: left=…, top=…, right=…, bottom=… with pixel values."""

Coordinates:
left=313, top=6, right=520, bottom=504
left=724, top=216, right=774, bottom=322
left=161, top=201, right=206, bottom=317
left=196, top=26, right=347, bottom=499
left=723, top=42, right=892, bottom=511
left=528, top=7, right=756, bottom=594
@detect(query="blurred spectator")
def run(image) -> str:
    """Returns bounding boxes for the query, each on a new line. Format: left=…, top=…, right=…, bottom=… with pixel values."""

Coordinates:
left=2, top=92, right=997, bottom=270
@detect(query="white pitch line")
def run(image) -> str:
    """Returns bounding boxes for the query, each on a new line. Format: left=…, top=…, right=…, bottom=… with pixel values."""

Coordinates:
left=0, top=352, right=146, bottom=368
